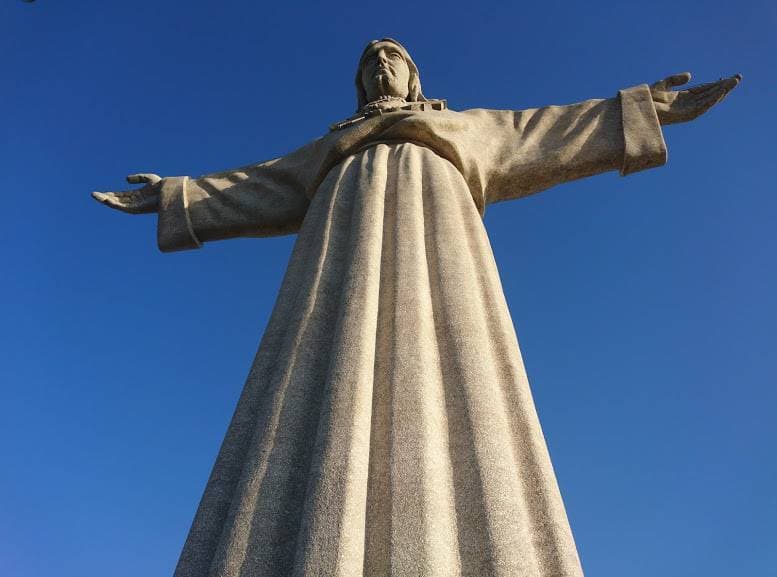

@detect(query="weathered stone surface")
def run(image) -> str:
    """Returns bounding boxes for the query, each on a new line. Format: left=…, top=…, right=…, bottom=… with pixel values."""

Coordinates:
left=92, top=38, right=740, bottom=577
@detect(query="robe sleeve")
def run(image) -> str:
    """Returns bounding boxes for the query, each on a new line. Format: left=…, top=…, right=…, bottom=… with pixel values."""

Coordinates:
left=156, top=141, right=319, bottom=252
left=463, top=84, right=667, bottom=206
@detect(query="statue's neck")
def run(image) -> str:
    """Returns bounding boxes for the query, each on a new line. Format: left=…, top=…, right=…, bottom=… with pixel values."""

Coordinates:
left=330, top=98, right=448, bottom=132
left=361, top=95, right=407, bottom=113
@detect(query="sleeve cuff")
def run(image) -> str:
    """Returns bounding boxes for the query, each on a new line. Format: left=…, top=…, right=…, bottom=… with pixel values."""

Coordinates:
left=619, top=84, right=667, bottom=176
left=157, top=176, right=202, bottom=252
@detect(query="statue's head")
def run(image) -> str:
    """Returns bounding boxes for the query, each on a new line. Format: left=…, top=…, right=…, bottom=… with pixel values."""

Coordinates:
left=355, top=38, right=426, bottom=110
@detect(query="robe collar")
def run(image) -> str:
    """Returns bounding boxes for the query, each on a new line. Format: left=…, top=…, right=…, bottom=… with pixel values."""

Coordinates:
left=330, top=98, right=448, bottom=131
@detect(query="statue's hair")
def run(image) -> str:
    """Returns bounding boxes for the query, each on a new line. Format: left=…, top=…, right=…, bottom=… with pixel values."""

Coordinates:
left=355, top=38, right=427, bottom=110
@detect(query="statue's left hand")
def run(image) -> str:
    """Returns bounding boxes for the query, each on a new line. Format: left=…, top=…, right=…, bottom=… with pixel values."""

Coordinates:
left=92, top=174, right=162, bottom=214
left=650, top=72, right=741, bottom=125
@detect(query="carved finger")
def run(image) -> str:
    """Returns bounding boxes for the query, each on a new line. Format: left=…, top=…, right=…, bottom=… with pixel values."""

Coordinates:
left=698, top=86, right=731, bottom=110
left=92, top=189, right=156, bottom=214
left=721, top=73, right=742, bottom=92
left=126, top=173, right=161, bottom=185
left=687, top=81, right=720, bottom=95
left=703, top=74, right=743, bottom=92
left=688, top=83, right=734, bottom=110
left=651, top=72, right=691, bottom=92
left=93, top=191, right=128, bottom=209
left=678, top=83, right=735, bottom=121
left=688, top=74, right=742, bottom=97
left=91, top=191, right=112, bottom=205
left=665, top=72, right=692, bottom=88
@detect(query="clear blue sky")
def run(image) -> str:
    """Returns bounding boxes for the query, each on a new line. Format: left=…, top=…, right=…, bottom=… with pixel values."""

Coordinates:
left=1, top=1, right=774, bottom=576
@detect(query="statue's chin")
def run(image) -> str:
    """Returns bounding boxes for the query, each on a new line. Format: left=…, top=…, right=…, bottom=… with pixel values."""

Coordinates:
left=366, top=76, right=407, bottom=103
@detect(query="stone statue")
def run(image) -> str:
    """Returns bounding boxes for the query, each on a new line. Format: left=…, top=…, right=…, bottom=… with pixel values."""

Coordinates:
left=93, top=39, right=740, bottom=577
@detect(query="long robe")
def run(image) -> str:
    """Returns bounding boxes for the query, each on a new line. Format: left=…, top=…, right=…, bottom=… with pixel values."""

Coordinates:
left=158, top=85, right=666, bottom=577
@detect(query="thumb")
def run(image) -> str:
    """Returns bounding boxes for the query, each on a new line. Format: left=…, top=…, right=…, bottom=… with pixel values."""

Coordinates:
left=652, top=72, right=692, bottom=91
left=126, top=173, right=162, bottom=185
left=664, top=72, right=692, bottom=88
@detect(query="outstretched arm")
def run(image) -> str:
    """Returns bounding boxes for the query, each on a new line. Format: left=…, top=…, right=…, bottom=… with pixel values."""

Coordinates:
left=92, top=143, right=318, bottom=252
left=473, top=72, right=740, bottom=206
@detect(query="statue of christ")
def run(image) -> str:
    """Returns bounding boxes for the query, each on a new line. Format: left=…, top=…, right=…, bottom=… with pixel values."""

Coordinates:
left=93, top=38, right=740, bottom=577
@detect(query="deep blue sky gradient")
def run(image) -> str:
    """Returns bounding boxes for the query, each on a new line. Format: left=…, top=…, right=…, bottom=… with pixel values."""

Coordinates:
left=1, top=1, right=775, bottom=576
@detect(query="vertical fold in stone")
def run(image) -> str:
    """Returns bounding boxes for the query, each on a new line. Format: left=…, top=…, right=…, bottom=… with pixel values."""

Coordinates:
left=469, top=186, right=584, bottom=577
left=425, top=154, right=544, bottom=577
left=205, top=156, right=360, bottom=577
left=291, top=146, right=387, bottom=576
left=174, top=154, right=358, bottom=577
left=386, top=145, right=461, bottom=577
left=442, top=155, right=584, bottom=577
left=363, top=147, right=397, bottom=577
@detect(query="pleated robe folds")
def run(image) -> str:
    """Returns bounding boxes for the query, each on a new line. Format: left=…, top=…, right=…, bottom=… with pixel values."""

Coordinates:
left=157, top=85, right=667, bottom=577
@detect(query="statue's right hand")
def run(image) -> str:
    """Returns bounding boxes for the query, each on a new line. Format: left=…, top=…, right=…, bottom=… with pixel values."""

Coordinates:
left=92, top=173, right=162, bottom=214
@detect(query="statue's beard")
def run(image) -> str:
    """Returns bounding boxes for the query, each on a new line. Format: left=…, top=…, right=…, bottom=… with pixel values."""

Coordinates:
left=368, top=74, right=406, bottom=102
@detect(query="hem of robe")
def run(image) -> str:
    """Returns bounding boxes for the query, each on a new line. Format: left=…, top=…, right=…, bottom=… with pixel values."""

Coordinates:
left=619, top=84, right=667, bottom=176
left=158, top=176, right=202, bottom=252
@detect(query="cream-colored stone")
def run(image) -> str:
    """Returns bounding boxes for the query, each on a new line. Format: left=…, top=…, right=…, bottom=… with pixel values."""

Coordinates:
left=92, top=39, right=740, bottom=577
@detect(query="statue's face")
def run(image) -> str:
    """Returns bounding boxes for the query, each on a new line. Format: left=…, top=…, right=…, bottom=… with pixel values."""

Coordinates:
left=359, top=41, right=411, bottom=103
